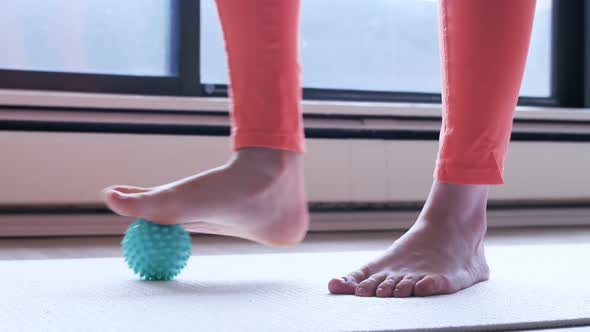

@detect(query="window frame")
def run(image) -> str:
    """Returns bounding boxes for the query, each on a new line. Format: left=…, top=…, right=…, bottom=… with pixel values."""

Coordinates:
left=0, top=0, right=586, bottom=108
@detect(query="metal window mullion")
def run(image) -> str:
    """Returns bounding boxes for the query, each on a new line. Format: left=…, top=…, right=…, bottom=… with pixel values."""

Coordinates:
left=179, top=0, right=201, bottom=96
left=552, top=0, right=585, bottom=108
left=585, top=0, right=590, bottom=108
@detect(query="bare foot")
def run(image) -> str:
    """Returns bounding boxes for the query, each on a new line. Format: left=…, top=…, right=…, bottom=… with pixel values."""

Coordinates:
left=328, top=181, right=490, bottom=297
left=102, top=148, right=309, bottom=246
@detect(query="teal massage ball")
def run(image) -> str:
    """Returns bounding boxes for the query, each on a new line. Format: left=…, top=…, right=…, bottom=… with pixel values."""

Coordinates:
left=122, top=218, right=192, bottom=281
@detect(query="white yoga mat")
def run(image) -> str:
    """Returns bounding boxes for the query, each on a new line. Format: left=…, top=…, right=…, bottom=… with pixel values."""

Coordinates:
left=2, top=244, right=590, bottom=332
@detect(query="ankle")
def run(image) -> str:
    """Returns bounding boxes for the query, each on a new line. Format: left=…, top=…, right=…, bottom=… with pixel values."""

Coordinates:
left=419, top=181, right=488, bottom=236
left=231, top=147, right=302, bottom=179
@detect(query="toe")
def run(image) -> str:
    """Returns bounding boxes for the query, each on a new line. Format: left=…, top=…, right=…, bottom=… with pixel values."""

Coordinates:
left=376, top=275, right=402, bottom=298
left=355, top=273, right=387, bottom=297
left=328, top=268, right=369, bottom=295
left=328, top=277, right=355, bottom=294
left=102, top=188, right=156, bottom=219
left=414, top=274, right=449, bottom=297
left=393, top=276, right=419, bottom=298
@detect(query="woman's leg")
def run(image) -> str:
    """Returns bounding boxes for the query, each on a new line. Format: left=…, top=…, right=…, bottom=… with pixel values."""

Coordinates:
left=102, top=0, right=309, bottom=246
left=329, top=0, right=536, bottom=297
left=219, top=0, right=305, bottom=152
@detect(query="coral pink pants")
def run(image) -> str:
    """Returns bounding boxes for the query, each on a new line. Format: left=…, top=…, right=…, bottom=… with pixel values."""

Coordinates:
left=215, top=0, right=536, bottom=185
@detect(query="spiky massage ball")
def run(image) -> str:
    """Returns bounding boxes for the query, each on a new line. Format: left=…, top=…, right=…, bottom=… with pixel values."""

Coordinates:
left=122, top=218, right=191, bottom=281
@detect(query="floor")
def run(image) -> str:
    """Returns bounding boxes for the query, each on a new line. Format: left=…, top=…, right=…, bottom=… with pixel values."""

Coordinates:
left=1, top=226, right=590, bottom=260
left=2, top=226, right=589, bottom=332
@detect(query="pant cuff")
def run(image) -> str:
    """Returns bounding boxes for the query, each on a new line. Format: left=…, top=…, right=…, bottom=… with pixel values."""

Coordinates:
left=232, top=130, right=305, bottom=153
left=434, top=161, right=504, bottom=185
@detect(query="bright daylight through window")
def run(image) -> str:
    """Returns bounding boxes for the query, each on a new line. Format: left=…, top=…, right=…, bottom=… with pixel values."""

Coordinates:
left=201, top=0, right=552, bottom=98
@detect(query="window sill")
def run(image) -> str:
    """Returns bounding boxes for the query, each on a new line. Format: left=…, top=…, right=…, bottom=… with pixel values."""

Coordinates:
left=1, top=88, right=590, bottom=121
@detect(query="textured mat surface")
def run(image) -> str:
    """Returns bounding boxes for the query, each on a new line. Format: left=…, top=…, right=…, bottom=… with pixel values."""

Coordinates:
left=2, top=244, right=589, bottom=332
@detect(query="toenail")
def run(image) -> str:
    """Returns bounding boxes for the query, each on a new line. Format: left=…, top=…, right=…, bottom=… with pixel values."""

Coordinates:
left=431, top=283, right=439, bottom=293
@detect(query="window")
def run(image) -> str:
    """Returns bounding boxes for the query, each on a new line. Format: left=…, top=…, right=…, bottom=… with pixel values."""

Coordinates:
left=0, top=0, right=586, bottom=108
left=202, top=0, right=552, bottom=98
left=0, top=0, right=179, bottom=76
left=0, top=0, right=188, bottom=95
